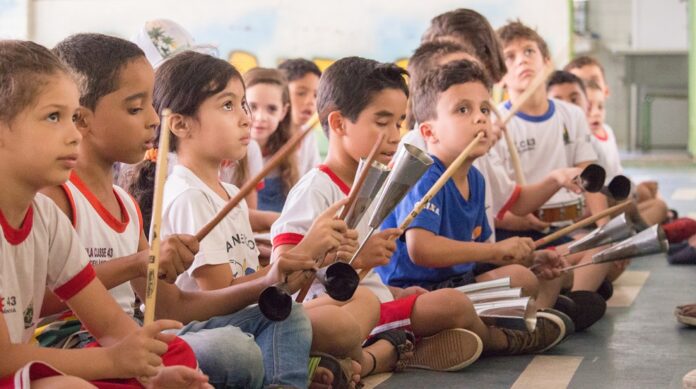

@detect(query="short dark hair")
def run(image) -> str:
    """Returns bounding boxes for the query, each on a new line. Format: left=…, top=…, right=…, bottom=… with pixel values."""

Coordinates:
left=406, top=41, right=474, bottom=128
left=497, top=20, right=550, bottom=60
left=412, top=60, right=491, bottom=124
left=422, top=9, right=507, bottom=83
left=547, top=70, right=586, bottom=95
left=53, top=33, right=145, bottom=110
left=278, top=58, right=321, bottom=82
left=564, top=55, right=605, bottom=77
left=0, top=40, right=70, bottom=124
left=316, top=56, right=408, bottom=137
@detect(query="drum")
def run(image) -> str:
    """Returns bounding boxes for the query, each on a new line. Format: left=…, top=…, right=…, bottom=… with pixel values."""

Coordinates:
left=534, top=198, right=584, bottom=226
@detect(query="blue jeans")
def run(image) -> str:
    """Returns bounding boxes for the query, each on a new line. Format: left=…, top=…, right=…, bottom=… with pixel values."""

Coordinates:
left=177, top=303, right=312, bottom=389
left=258, top=177, right=287, bottom=212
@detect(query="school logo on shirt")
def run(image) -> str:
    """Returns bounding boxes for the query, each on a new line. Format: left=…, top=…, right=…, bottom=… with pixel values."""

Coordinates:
left=85, top=246, right=115, bottom=263
left=472, top=226, right=482, bottom=240
left=562, top=124, right=571, bottom=145
left=226, top=233, right=257, bottom=252
left=23, top=304, right=34, bottom=329
left=516, top=138, right=536, bottom=154
left=0, top=295, right=17, bottom=314
left=424, top=202, right=440, bottom=216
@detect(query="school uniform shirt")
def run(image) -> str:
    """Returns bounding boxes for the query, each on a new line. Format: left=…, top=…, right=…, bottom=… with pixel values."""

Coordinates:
left=490, top=98, right=597, bottom=207
left=377, top=156, right=491, bottom=288
left=62, top=173, right=142, bottom=317
left=0, top=194, right=95, bottom=343
left=162, top=165, right=259, bottom=292
left=400, top=130, right=502, bottom=241
left=298, top=131, right=321, bottom=177
left=270, top=165, right=394, bottom=303
left=590, top=124, right=623, bottom=184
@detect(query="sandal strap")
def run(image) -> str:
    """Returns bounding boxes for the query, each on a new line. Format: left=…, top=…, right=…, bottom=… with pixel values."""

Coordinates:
left=363, top=329, right=415, bottom=372
left=365, top=351, right=378, bottom=377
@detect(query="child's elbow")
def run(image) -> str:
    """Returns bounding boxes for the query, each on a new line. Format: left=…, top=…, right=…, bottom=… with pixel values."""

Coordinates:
left=407, top=244, right=434, bottom=267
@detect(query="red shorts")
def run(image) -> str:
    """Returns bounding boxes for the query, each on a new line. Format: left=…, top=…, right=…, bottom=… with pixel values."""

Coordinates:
left=1, top=337, right=197, bottom=389
left=368, top=294, right=419, bottom=337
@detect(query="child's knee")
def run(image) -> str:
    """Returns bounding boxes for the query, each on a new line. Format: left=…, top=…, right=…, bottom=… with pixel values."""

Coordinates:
left=428, top=288, right=477, bottom=328
left=352, top=286, right=381, bottom=325
left=507, top=264, right=540, bottom=297
left=310, top=305, right=363, bottom=356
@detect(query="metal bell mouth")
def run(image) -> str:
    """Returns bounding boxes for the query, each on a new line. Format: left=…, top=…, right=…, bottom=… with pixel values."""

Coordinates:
left=568, top=213, right=635, bottom=254
left=607, top=175, right=632, bottom=201
left=592, top=224, right=669, bottom=264
left=579, top=163, right=606, bottom=193
left=259, top=285, right=293, bottom=321
left=323, top=262, right=360, bottom=302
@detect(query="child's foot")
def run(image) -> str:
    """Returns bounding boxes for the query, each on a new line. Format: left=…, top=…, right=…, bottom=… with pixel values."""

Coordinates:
left=675, top=304, right=696, bottom=327
left=309, top=353, right=361, bottom=389
left=363, top=329, right=415, bottom=373
left=494, top=311, right=566, bottom=355
left=408, top=328, right=482, bottom=371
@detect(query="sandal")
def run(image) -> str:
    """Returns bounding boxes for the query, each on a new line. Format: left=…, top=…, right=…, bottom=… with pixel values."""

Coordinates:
left=675, top=305, right=696, bottom=327
left=363, top=329, right=415, bottom=372
left=309, top=352, right=360, bottom=389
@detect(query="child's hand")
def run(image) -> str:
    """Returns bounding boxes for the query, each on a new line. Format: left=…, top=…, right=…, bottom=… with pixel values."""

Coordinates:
left=144, top=366, right=212, bottom=389
left=530, top=250, right=566, bottom=280
left=493, top=236, right=535, bottom=265
left=143, top=235, right=199, bottom=283
left=265, top=251, right=318, bottom=290
left=334, top=229, right=359, bottom=263
left=524, top=214, right=550, bottom=232
left=550, top=167, right=583, bottom=194
left=108, top=319, right=183, bottom=379
left=298, top=199, right=349, bottom=259
left=352, top=228, right=402, bottom=269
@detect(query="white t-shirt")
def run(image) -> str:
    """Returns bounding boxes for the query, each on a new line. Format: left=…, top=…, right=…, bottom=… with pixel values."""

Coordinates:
left=0, top=194, right=95, bottom=343
left=270, top=165, right=393, bottom=303
left=162, top=165, right=259, bottom=292
left=490, top=98, right=597, bottom=207
left=590, top=124, right=623, bottom=184
left=63, top=173, right=142, bottom=316
left=399, top=130, right=501, bottom=241
left=298, top=131, right=321, bottom=177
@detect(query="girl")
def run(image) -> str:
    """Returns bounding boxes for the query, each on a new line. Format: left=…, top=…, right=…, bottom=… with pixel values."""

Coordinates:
left=0, top=40, right=207, bottom=389
left=245, top=68, right=300, bottom=212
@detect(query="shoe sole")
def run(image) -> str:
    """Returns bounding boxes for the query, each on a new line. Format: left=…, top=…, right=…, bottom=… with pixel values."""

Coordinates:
left=535, top=312, right=566, bottom=353
left=675, top=310, right=696, bottom=327
left=408, top=328, right=483, bottom=372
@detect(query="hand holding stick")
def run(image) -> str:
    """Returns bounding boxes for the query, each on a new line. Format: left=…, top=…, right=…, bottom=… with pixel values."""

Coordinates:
left=143, top=109, right=172, bottom=325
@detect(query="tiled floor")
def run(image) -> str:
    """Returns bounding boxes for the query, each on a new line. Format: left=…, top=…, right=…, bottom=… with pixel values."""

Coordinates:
left=365, top=164, right=696, bottom=389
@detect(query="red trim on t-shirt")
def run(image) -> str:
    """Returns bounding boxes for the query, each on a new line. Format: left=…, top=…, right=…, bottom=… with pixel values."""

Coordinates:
left=60, top=184, right=78, bottom=228
left=496, top=185, right=523, bottom=221
left=593, top=130, right=609, bottom=142
left=69, top=172, right=130, bottom=233
left=256, top=180, right=265, bottom=191
left=53, top=264, right=97, bottom=301
left=317, top=164, right=350, bottom=196
left=272, top=232, right=304, bottom=248
left=127, top=193, right=144, bottom=234
left=0, top=206, right=33, bottom=246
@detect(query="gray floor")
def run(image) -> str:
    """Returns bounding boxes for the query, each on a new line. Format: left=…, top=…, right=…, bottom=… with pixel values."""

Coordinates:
left=372, top=164, right=696, bottom=389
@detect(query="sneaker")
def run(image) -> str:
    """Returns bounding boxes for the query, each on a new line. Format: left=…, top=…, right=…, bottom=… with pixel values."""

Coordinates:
left=496, top=311, right=566, bottom=355
left=566, top=291, right=607, bottom=331
left=684, top=369, right=696, bottom=389
left=540, top=307, right=575, bottom=337
left=408, top=329, right=482, bottom=371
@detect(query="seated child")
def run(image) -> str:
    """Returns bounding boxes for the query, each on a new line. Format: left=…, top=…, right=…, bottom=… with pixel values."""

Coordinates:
left=278, top=58, right=323, bottom=176
left=0, top=39, right=207, bottom=388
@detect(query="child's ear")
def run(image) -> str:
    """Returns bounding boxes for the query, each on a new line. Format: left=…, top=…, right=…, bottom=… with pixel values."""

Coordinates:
left=327, top=111, right=347, bottom=137
left=169, top=113, right=190, bottom=139
left=74, top=107, right=93, bottom=135
left=420, top=122, right=437, bottom=144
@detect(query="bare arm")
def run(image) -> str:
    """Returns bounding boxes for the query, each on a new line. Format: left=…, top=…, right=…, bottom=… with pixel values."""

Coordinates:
left=249, top=209, right=280, bottom=232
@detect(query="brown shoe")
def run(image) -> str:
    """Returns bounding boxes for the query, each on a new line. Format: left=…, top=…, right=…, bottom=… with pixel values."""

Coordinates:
left=408, top=329, right=483, bottom=371
left=496, top=311, right=566, bottom=355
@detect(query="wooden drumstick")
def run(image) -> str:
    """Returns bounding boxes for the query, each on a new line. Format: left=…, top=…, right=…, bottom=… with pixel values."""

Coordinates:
left=490, top=102, right=526, bottom=185
left=194, top=114, right=318, bottom=242
left=143, top=109, right=172, bottom=325
left=294, top=133, right=386, bottom=303
left=533, top=199, right=632, bottom=249
left=358, top=131, right=486, bottom=280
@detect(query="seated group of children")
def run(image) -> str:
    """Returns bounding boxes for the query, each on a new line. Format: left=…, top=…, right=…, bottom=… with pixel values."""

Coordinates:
left=1, top=7, right=691, bottom=389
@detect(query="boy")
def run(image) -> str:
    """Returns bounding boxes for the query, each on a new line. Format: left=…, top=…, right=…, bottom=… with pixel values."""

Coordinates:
left=0, top=39, right=206, bottom=388
left=273, top=56, right=569, bottom=376
left=278, top=58, right=322, bottom=176
left=44, top=33, right=336, bottom=389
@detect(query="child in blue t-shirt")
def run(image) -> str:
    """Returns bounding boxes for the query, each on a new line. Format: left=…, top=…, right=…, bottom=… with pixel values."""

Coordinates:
left=377, top=60, right=563, bottom=298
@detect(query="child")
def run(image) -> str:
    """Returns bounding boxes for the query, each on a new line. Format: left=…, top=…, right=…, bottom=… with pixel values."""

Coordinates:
left=278, top=58, right=323, bottom=176
left=45, top=33, right=329, bottom=389
left=273, top=56, right=569, bottom=379
left=0, top=39, right=207, bottom=388
left=245, top=68, right=300, bottom=212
